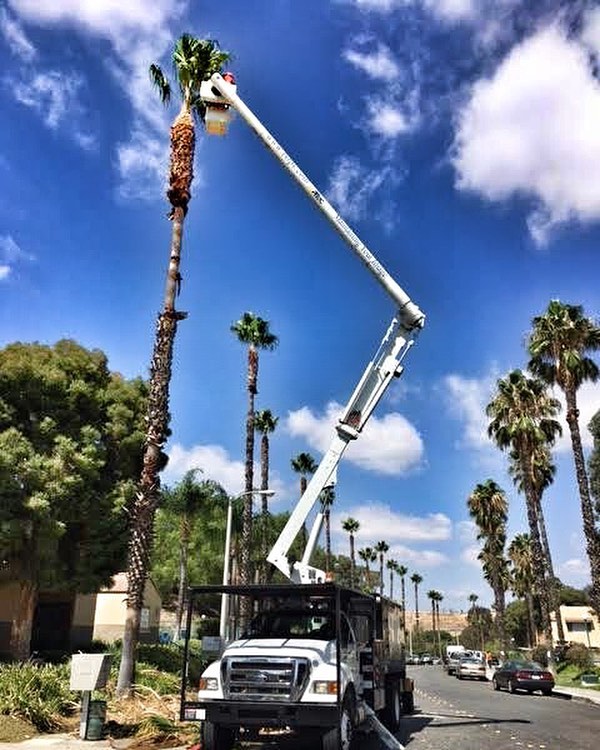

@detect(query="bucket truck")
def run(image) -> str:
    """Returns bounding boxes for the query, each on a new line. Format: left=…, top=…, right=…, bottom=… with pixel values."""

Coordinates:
left=179, top=73, right=424, bottom=750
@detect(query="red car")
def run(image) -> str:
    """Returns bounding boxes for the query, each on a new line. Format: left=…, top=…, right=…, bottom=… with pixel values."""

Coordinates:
left=492, top=660, right=554, bottom=695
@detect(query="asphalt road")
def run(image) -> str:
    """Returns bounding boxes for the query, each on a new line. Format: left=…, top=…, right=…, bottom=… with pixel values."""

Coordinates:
left=400, top=665, right=599, bottom=750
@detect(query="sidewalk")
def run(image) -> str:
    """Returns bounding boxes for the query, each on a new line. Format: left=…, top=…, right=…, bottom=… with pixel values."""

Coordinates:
left=0, top=737, right=188, bottom=750
left=553, top=684, right=600, bottom=705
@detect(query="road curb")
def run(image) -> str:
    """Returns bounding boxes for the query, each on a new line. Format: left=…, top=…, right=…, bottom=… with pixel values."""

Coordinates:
left=363, top=706, right=405, bottom=750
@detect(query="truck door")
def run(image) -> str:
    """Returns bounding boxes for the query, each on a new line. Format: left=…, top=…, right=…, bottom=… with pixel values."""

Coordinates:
left=340, top=613, right=359, bottom=682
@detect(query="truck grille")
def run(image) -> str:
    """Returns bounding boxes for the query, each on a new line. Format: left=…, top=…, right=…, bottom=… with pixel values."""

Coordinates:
left=221, top=656, right=310, bottom=702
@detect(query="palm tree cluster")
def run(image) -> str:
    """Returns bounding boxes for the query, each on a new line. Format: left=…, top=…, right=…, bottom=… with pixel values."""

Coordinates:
left=427, top=589, right=444, bottom=657
left=341, top=518, right=435, bottom=644
left=467, top=480, right=509, bottom=649
left=466, top=299, right=600, bottom=663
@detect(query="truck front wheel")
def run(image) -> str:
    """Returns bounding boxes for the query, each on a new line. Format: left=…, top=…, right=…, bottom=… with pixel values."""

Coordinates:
left=202, top=720, right=236, bottom=750
left=322, top=696, right=354, bottom=750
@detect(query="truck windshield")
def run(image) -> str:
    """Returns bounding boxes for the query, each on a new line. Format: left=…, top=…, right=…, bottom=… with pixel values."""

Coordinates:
left=244, top=610, right=335, bottom=640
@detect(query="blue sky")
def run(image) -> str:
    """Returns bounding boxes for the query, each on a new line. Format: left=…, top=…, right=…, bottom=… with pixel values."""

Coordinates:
left=1, top=0, right=600, bottom=612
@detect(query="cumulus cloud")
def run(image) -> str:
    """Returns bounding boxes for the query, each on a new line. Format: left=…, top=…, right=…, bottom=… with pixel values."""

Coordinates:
left=286, top=401, right=424, bottom=476
left=343, top=43, right=401, bottom=80
left=332, top=503, right=452, bottom=542
left=0, top=6, right=36, bottom=60
left=442, top=370, right=497, bottom=450
left=558, top=557, right=591, bottom=587
left=7, top=0, right=183, bottom=196
left=326, top=156, right=399, bottom=222
left=0, top=234, right=33, bottom=280
left=346, top=0, right=476, bottom=23
left=452, top=25, right=600, bottom=244
left=163, top=442, right=287, bottom=500
left=366, top=98, right=411, bottom=138
left=116, top=127, right=168, bottom=201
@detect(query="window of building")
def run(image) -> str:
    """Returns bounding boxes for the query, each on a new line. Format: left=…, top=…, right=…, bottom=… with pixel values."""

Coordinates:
left=566, top=621, right=594, bottom=632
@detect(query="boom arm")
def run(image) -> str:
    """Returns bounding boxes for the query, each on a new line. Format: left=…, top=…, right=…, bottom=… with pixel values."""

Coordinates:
left=201, top=74, right=426, bottom=583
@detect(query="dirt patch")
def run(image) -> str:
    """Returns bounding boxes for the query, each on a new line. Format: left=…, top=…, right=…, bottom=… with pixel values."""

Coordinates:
left=0, top=714, right=39, bottom=743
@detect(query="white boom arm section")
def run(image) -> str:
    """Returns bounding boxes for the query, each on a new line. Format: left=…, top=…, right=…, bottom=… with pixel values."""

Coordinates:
left=201, top=74, right=426, bottom=583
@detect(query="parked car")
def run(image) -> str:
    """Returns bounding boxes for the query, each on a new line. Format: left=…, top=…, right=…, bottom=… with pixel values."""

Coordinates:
left=456, top=655, right=487, bottom=681
left=492, top=660, right=554, bottom=695
left=420, top=653, right=433, bottom=665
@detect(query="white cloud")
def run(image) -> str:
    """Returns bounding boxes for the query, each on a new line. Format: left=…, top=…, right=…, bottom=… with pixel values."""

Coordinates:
left=423, top=0, right=476, bottom=22
left=332, top=503, right=452, bottom=542
left=461, top=544, right=481, bottom=566
left=366, top=99, right=411, bottom=138
left=343, top=44, right=401, bottom=80
left=0, top=234, right=32, bottom=279
left=457, top=519, right=478, bottom=543
left=553, top=382, right=600, bottom=453
left=557, top=557, right=590, bottom=587
left=7, top=0, right=180, bottom=39
left=326, top=156, right=394, bottom=221
left=452, top=25, right=600, bottom=244
left=582, top=7, right=600, bottom=55
left=162, top=442, right=287, bottom=502
left=12, top=71, right=87, bottom=130
left=7, top=0, right=183, bottom=197
left=286, top=401, right=424, bottom=476
left=442, top=370, right=497, bottom=450
left=116, top=128, right=168, bottom=201
left=0, top=6, right=36, bottom=60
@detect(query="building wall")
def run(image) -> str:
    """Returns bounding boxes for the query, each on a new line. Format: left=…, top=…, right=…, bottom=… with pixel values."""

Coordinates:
left=551, top=606, right=600, bottom=648
left=91, top=578, right=161, bottom=644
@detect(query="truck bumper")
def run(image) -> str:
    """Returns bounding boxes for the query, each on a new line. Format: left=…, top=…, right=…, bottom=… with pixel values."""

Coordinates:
left=194, top=699, right=339, bottom=729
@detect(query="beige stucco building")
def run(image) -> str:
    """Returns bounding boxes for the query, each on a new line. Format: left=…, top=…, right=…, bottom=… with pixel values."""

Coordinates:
left=0, top=572, right=161, bottom=658
left=551, top=605, right=600, bottom=648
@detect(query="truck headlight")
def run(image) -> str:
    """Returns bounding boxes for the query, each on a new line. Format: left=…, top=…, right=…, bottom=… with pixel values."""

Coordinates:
left=199, top=677, right=219, bottom=691
left=312, top=681, right=338, bottom=695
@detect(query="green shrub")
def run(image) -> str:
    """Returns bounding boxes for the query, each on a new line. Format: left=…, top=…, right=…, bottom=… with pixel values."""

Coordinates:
left=133, top=662, right=179, bottom=695
left=565, top=643, right=593, bottom=671
left=530, top=644, right=550, bottom=667
left=0, top=664, right=75, bottom=730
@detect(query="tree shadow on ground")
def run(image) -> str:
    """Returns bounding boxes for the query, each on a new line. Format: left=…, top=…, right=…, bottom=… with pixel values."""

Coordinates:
left=397, top=709, right=531, bottom=745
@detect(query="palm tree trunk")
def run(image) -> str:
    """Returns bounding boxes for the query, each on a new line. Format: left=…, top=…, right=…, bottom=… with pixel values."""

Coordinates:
left=241, top=347, right=258, bottom=593
left=117, top=108, right=194, bottom=697
left=521, top=458, right=553, bottom=648
left=526, top=592, right=537, bottom=648
left=493, top=582, right=507, bottom=651
left=350, top=535, right=355, bottom=588
left=260, top=434, right=269, bottom=579
left=565, top=387, right=600, bottom=616
left=414, top=584, right=420, bottom=630
left=401, top=578, right=407, bottom=640
left=174, top=516, right=190, bottom=641
left=535, top=494, right=565, bottom=641
left=389, top=570, right=394, bottom=600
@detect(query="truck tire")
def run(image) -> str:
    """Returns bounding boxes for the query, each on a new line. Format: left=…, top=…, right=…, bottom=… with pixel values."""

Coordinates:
left=322, top=695, right=354, bottom=750
left=202, top=720, right=235, bottom=750
left=382, top=681, right=402, bottom=732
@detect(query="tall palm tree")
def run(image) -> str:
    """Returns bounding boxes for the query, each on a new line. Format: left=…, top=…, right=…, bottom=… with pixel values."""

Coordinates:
left=508, top=533, right=537, bottom=647
left=117, top=35, right=230, bottom=697
left=528, top=300, right=600, bottom=615
left=375, top=540, right=389, bottom=595
left=434, top=591, right=444, bottom=658
left=231, top=312, right=278, bottom=591
left=427, top=589, right=437, bottom=638
left=508, top=443, right=565, bottom=642
left=467, top=479, right=509, bottom=649
left=254, top=409, right=278, bottom=575
left=291, top=452, right=317, bottom=548
left=359, top=546, right=376, bottom=589
left=319, top=485, right=335, bottom=574
left=387, top=559, right=397, bottom=600
left=397, top=564, right=408, bottom=638
left=411, top=572, right=423, bottom=631
left=487, top=369, right=561, bottom=647
left=342, top=517, right=360, bottom=587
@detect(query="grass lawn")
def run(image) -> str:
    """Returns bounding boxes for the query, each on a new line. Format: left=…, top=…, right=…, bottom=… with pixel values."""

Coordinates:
left=555, top=663, right=600, bottom=690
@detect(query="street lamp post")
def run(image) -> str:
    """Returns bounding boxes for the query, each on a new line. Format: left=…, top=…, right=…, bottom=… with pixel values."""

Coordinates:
left=219, top=489, right=274, bottom=641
